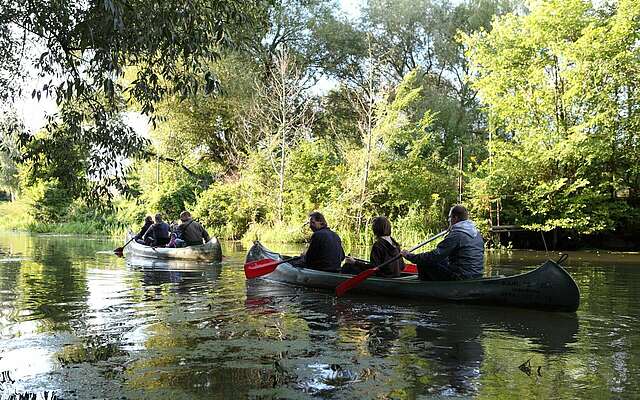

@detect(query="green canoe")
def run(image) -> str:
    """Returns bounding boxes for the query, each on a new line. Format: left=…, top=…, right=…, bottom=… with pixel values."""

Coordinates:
left=246, top=241, right=580, bottom=312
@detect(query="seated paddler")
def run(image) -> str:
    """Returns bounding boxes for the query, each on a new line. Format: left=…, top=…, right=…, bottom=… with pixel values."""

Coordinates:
left=342, top=216, right=404, bottom=278
left=292, top=211, right=345, bottom=272
left=135, top=215, right=154, bottom=244
left=175, top=211, right=210, bottom=247
left=400, top=205, right=484, bottom=281
left=143, top=213, right=171, bottom=247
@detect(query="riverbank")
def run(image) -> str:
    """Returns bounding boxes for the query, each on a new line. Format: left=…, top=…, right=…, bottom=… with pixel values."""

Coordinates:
left=2, top=199, right=637, bottom=251
left=0, top=200, right=125, bottom=236
left=0, top=200, right=432, bottom=247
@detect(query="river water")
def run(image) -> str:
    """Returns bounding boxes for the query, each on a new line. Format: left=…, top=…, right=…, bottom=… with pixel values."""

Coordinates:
left=0, top=231, right=638, bottom=399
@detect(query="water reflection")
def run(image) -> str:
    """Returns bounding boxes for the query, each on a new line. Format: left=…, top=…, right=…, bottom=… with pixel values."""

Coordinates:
left=245, top=277, right=579, bottom=397
left=0, top=232, right=639, bottom=398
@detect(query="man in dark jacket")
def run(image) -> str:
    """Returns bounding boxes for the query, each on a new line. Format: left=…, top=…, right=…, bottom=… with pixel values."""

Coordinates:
left=175, top=211, right=210, bottom=247
left=143, top=213, right=171, bottom=246
left=401, top=205, right=484, bottom=281
left=300, top=212, right=345, bottom=272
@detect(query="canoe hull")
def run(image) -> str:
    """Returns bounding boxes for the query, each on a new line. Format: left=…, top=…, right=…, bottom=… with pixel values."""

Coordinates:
left=125, top=233, right=222, bottom=262
left=246, top=241, right=580, bottom=312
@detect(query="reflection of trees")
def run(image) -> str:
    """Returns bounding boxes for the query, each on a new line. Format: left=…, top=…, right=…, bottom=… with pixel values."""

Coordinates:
left=123, top=262, right=309, bottom=397
left=568, top=260, right=640, bottom=397
left=391, top=304, right=580, bottom=397
left=4, top=234, right=91, bottom=334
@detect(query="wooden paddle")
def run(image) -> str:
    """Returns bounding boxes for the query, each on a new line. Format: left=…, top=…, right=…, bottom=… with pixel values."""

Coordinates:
left=244, top=256, right=303, bottom=279
left=114, top=235, right=136, bottom=256
left=335, top=230, right=448, bottom=297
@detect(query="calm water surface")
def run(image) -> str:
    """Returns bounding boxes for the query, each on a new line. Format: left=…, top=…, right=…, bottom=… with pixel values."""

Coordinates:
left=0, top=231, right=639, bottom=399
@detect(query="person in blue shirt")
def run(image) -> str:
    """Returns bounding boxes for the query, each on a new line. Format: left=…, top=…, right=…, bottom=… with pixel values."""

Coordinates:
left=143, top=213, right=171, bottom=247
left=401, top=205, right=484, bottom=281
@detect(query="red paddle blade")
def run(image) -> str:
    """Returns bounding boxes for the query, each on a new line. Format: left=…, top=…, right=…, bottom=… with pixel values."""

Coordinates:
left=244, top=258, right=281, bottom=279
left=335, top=267, right=379, bottom=297
left=403, top=263, right=417, bottom=274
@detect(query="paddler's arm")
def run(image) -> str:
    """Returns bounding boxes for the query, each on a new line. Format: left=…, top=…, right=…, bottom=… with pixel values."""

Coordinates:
left=401, top=233, right=458, bottom=266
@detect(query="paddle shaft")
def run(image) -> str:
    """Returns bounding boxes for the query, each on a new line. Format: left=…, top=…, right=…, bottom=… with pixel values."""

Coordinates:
left=335, top=229, right=448, bottom=297
left=115, top=235, right=136, bottom=253
left=276, top=256, right=302, bottom=267
left=371, top=229, right=448, bottom=273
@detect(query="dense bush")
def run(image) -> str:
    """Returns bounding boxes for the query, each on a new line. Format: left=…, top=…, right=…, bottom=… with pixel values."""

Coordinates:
left=194, top=180, right=268, bottom=239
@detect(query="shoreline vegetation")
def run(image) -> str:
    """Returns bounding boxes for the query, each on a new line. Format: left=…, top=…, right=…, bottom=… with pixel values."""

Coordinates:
left=1, top=1, right=638, bottom=253
left=0, top=199, right=434, bottom=248
left=1, top=199, right=636, bottom=252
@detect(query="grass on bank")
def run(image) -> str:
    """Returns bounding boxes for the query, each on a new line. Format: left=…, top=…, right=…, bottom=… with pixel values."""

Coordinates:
left=240, top=219, right=443, bottom=256
left=0, top=200, right=444, bottom=252
left=0, top=200, right=33, bottom=231
left=0, top=200, right=125, bottom=236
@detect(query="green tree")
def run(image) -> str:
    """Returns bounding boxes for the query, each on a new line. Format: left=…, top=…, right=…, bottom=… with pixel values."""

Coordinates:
left=464, top=0, right=640, bottom=234
left=19, top=124, right=88, bottom=223
left=151, top=54, right=262, bottom=173
left=0, top=0, right=267, bottom=200
left=243, top=49, right=315, bottom=222
left=368, top=68, right=454, bottom=228
left=0, top=110, right=22, bottom=199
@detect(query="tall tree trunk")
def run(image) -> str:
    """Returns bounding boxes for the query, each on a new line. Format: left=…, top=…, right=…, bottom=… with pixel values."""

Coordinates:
left=356, top=37, right=376, bottom=238
left=279, top=127, right=286, bottom=223
left=358, top=115, right=372, bottom=236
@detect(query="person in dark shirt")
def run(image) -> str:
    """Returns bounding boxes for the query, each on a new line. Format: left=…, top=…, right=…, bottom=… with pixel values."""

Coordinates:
left=135, top=216, right=154, bottom=244
left=296, top=212, right=345, bottom=272
left=342, top=216, right=404, bottom=278
left=174, top=211, right=210, bottom=247
left=143, top=213, right=171, bottom=247
left=401, top=205, right=484, bottom=281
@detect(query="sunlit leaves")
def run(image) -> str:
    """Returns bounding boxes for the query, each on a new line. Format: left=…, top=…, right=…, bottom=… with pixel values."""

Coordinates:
left=0, top=0, right=267, bottom=202
left=464, top=0, right=640, bottom=234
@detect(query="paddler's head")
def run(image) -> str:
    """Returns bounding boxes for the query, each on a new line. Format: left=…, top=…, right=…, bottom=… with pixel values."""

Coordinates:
left=308, top=211, right=327, bottom=232
left=448, top=205, right=468, bottom=227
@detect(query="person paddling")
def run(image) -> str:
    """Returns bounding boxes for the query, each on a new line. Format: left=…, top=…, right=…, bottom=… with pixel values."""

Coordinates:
left=342, top=216, right=404, bottom=278
left=400, top=205, right=484, bottom=281
left=134, top=216, right=153, bottom=244
left=292, top=212, right=345, bottom=272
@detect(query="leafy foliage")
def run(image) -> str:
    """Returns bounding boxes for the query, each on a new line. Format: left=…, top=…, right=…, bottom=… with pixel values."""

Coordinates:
left=0, top=111, right=22, bottom=198
left=0, top=0, right=268, bottom=200
left=4, top=0, right=638, bottom=246
left=464, top=0, right=640, bottom=233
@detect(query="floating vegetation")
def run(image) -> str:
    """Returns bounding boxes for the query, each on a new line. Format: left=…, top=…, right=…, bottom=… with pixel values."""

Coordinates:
left=56, top=337, right=126, bottom=366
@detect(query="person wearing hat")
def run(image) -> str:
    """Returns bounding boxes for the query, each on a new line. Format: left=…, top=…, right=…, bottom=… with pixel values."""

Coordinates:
left=174, top=211, right=210, bottom=247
